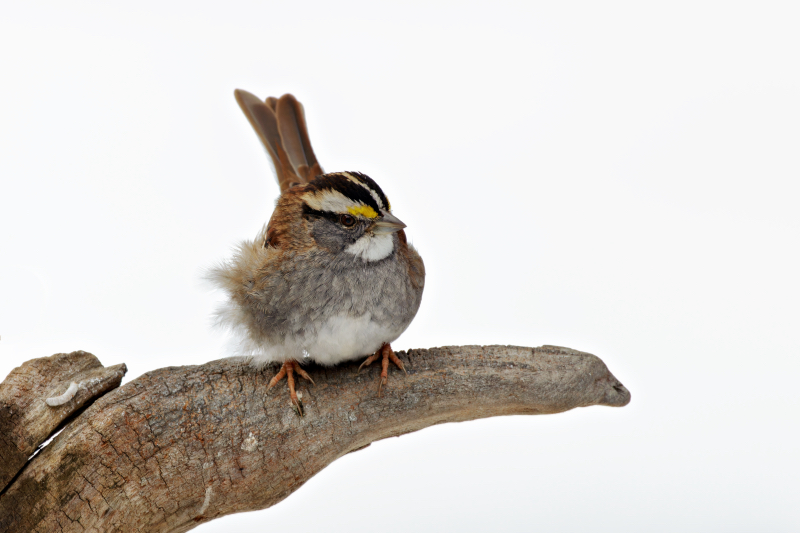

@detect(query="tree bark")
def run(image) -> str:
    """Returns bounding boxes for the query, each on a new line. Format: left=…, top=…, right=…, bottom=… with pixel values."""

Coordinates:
left=0, top=345, right=630, bottom=533
left=0, top=351, right=127, bottom=490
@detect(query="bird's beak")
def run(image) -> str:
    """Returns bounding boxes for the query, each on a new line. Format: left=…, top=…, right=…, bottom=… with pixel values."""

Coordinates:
left=372, top=209, right=407, bottom=235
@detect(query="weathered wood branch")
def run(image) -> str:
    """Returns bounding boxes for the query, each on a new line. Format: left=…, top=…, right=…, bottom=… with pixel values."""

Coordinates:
left=0, top=351, right=127, bottom=490
left=0, top=345, right=630, bottom=533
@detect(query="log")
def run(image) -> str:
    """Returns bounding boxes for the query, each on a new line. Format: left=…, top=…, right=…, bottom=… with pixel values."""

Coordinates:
left=0, top=345, right=630, bottom=533
left=0, top=351, right=127, bottom=489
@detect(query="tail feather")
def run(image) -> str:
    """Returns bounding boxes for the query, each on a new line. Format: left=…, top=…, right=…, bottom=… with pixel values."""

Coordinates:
left=234, top=89, right=323, bottom=193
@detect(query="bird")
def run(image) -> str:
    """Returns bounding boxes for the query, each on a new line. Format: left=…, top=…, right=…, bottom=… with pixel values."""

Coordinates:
left=208, top=90, right=425, bottom=415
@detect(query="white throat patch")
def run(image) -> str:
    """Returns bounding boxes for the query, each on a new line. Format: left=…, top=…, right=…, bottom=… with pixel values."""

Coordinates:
left=346, top=232, right=394, bottom=261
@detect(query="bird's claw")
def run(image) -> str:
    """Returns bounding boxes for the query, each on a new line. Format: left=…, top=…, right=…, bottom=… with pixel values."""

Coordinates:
left=268, top=361, right=313, bottom=416
left=360, top=343, right=406, bottom=397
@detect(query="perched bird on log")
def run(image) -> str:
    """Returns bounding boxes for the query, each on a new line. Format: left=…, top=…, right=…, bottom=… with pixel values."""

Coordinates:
left=209, top=90, right=425, bottom=414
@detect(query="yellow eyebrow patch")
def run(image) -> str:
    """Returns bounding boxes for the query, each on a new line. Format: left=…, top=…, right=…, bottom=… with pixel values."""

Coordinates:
left=348, top=204, right=379, bottom=218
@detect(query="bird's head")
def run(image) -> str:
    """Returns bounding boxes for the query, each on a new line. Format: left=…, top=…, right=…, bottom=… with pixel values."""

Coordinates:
left=281, top=171, right=406, bottom=261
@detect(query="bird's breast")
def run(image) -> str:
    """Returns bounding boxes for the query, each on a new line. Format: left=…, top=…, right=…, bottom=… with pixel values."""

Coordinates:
left=299, top=313, right=405, bottom=365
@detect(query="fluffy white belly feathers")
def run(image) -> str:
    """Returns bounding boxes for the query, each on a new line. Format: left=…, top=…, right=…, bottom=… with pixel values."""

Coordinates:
left=248, top=313, right=406, bottom=367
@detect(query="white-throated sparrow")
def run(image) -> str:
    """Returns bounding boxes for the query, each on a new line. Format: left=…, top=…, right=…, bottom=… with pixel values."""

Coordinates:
left=209, top=90, right=425, bottom=414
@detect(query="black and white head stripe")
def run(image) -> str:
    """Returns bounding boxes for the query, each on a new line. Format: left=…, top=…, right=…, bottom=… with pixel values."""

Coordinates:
left=302, top=171, right=391, bottom=219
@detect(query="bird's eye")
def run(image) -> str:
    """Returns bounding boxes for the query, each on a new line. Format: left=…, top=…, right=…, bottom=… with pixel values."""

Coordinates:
left=339, top=214, right=356, bottom=227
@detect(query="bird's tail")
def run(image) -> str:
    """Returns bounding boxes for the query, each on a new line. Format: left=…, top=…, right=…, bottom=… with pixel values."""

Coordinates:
left=234, top=90, right=323, bottom=193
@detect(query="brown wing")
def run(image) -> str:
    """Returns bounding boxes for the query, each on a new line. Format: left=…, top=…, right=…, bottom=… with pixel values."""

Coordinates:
left=234, top=90, right=324, bottom=194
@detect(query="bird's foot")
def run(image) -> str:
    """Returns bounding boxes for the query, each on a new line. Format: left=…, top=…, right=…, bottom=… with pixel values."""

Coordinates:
left=358, top=343, right=406, bottom=396
left=268, top=361, right=315, bottom=416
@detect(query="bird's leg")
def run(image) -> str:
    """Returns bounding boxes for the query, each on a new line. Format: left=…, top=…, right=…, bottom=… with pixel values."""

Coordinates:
left=357, top=352, right=381, bottom=372
left=359, top=343, right=406, bottom=396
left=268, top=361, right=315, bottom=416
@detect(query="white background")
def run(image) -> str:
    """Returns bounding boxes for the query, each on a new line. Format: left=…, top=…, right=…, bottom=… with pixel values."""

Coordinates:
left=2, top=1, right=799, bottom=531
